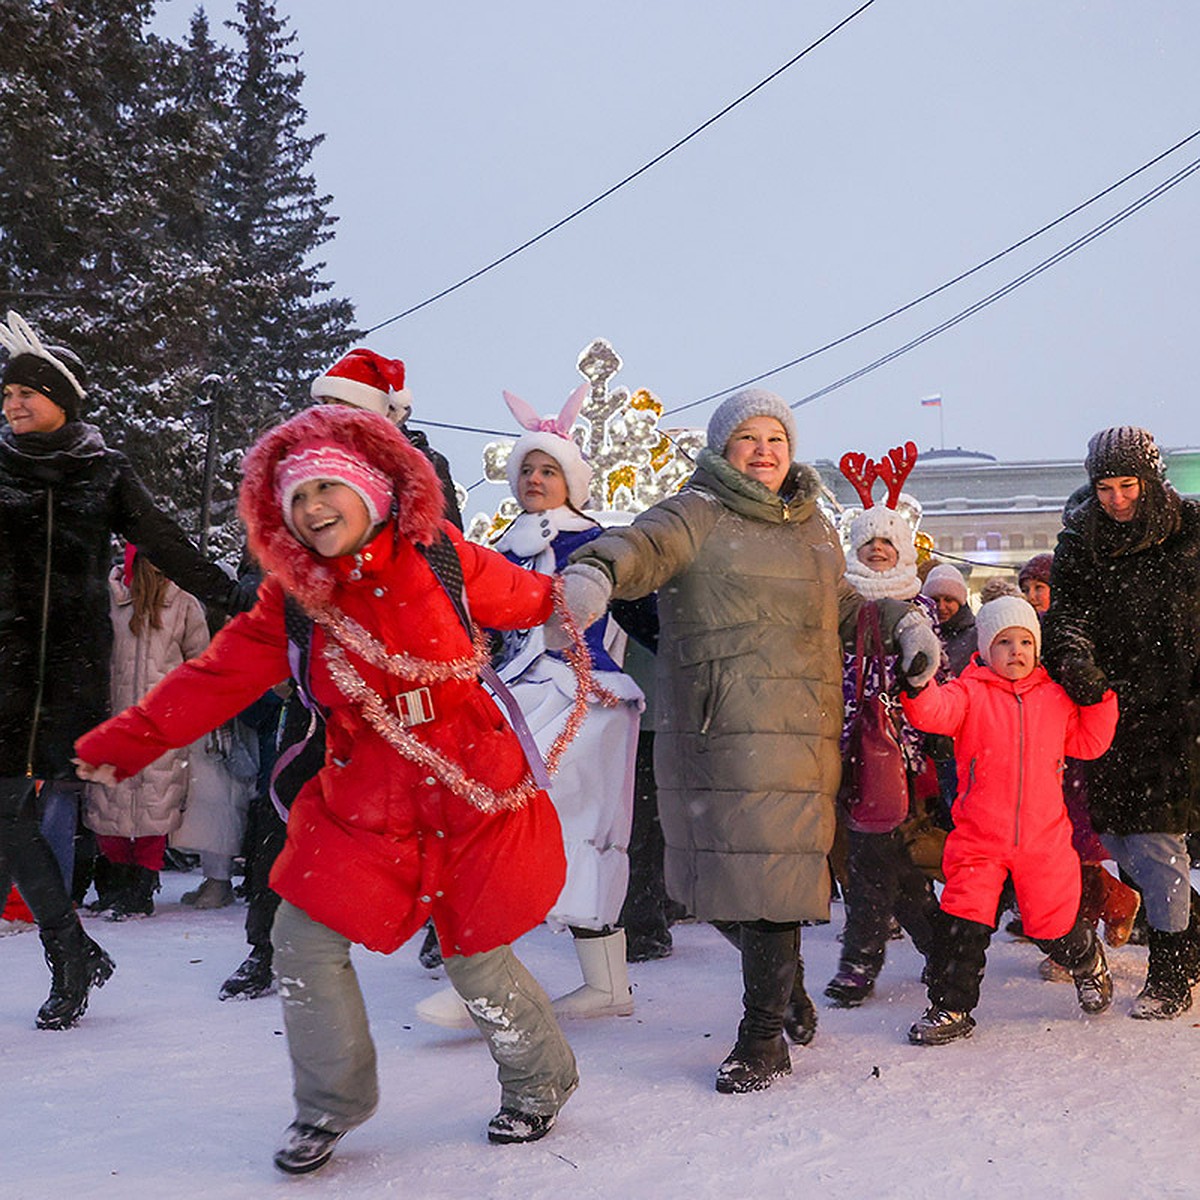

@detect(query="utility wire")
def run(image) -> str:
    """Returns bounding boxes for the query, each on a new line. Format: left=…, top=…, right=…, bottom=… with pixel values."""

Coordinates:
left=362, top=1, right=878, bottom=334
left=786, top=152, right=1200, bottom=411
left=664, top=126, right=1200, bottom=416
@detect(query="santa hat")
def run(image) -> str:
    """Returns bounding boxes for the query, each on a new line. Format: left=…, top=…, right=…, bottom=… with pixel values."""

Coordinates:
left=921, top=564, right=968, bottom=607
left=311, top=348, right=413, bottom=424
left=976, top=595, right=1042, bottom=664
left=503, top=384, right=593, bottom=509
left=276, top=439, right=395, bottom=537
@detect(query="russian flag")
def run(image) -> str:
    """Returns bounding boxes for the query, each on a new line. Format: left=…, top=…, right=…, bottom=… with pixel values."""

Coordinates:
left=920, top=394, right=942, bottom=408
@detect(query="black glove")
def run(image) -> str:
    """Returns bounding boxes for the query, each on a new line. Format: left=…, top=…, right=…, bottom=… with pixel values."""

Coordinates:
left=1055, top=656, right=1108, bottom=707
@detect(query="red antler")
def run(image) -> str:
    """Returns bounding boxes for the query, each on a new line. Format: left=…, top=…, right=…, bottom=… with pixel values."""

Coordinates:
left=875, top=441, right=919, bottom=509
left=838, top=451, right=879, bottom=509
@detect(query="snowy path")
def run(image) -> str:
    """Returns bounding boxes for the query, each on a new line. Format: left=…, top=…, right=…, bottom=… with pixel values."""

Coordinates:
left=4, top=869, right=1199, bottom=1199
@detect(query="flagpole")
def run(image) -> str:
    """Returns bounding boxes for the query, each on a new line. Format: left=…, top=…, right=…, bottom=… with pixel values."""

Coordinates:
left=921, top=393, right=944, bottom=449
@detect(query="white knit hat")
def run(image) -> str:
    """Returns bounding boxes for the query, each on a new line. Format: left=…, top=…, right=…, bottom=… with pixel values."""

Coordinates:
left=976, top=595, right=1042, bottom=664
left=842, top=505, right=921, bottom=599
left=706, top=388, right=797, bottom=455
left=921, top=564, right=968, bottom=606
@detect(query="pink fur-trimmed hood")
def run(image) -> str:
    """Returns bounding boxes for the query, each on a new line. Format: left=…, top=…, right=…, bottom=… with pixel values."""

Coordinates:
left=239, top=405, right=445, bottom=608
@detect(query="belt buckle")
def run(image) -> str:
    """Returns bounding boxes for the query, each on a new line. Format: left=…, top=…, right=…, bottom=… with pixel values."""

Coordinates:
left=395, top=687, right=435, bottom=727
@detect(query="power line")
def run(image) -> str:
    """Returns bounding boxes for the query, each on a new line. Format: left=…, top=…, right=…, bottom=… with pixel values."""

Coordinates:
left=664, top=126, right=1200, bottom=417
left=362, top=1, right=879, bottom=335
left=787, top=152, right=1200, bottom=411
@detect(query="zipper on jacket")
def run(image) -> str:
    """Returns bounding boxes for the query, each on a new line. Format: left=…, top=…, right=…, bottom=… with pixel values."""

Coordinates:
left=26, top=487, right=54, bottom=777
left=1013, top=693, right=1025, bottom=847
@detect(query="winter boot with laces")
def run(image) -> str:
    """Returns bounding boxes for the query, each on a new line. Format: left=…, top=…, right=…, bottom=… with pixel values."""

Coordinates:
left=907, top=1006, right=976, bottom=1045
left=1071, top=943, right=1113, bottom=1014
left=36, top=915, right=116, bottom=1030
left=1130, top=929, right=1194, bottom=1020
left=273, top=1122, right=345, bottom=1174
left=219, top=944, right=275, bottom=1001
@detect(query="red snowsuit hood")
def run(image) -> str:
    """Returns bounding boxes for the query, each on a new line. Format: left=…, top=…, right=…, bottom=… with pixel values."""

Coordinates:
left=239, top=405, right=444, bottom=609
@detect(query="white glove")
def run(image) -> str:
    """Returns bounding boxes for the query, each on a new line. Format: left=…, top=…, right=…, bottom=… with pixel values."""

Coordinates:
left=560, top=562, right=613, bottom=631
left=895, top=609, right=940, bottom=690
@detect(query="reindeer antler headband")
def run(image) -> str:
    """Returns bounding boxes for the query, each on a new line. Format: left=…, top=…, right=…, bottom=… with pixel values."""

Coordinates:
left=838, top=441, right=918, bottom=511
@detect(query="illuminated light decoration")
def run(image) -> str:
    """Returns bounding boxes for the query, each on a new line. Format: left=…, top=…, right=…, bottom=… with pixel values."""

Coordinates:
left=467, top=338, right=705, bottom=541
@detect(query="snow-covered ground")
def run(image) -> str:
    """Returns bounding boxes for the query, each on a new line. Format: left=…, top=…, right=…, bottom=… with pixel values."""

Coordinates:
left=4, top=868, right=1199, bottom=1200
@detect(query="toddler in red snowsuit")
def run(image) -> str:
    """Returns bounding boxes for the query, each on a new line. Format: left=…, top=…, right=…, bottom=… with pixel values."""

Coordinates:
left=900, top=595, right=1119, bottom=1044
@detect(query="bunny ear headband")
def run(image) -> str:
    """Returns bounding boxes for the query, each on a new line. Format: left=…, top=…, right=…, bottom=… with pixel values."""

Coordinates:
left=0, top=310, right=86, bottom=400
left=503, top=384, right=593, bottom=509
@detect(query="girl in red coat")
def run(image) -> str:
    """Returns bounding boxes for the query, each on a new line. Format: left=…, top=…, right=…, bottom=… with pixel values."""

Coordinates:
left=74, top=406, right=578, bottom=1174
left=901, top=595, right=1119, bottom=1044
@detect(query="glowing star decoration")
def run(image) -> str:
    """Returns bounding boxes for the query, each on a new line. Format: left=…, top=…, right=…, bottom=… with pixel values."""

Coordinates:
left=466, top=337, right=706, bottom=541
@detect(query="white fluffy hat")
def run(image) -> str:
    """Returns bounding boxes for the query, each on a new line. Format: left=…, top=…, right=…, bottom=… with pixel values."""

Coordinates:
left=976, top=595, right=1042, bottom=664
left=503, top=384, right=593, bottom=509
left=842, top=505, right=921, bottom=599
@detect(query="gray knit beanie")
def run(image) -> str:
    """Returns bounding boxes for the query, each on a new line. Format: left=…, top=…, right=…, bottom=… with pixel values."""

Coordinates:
left=921, top=563, right=968, bottom=606
left=1084, top=426, right=1165, bottom=484
left=706, top=388, right=797, bottom=455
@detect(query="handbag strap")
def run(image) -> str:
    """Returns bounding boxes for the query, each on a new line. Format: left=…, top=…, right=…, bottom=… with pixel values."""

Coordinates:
left=853, top=601, right=893, bottom=704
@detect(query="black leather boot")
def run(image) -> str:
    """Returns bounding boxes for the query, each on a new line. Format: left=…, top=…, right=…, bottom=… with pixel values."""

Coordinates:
left=36, top=914, right=115, bottom=1030
left=716, top=922, right=798, bottom=1093
left=1130, top=929, right=1194, bottom=1020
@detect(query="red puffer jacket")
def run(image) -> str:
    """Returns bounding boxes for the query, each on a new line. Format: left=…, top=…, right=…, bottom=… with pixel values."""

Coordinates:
left=76, top=406, right=564, bottom=955
left=901, top=660, right=1117, bottom=930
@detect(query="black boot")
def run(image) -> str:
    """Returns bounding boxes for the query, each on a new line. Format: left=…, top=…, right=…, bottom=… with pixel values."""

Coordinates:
left=1130, top=929, right=1194, bottom=1020
left=107, top=866, right=158, bottom=921
left=219, top=944, right=275, bottom=1001
left=417, top=920, right=443, bottom=969
left=716, top=922, right=797, bottom=1094
left=782, top=952, right=817, bottom=1045
left=36, top=915, right=115, bottom=1029
left=85, top=861, right=131, bottom=916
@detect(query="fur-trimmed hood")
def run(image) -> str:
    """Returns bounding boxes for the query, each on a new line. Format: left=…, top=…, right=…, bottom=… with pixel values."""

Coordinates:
left=239, top=405, right=445, bottom=609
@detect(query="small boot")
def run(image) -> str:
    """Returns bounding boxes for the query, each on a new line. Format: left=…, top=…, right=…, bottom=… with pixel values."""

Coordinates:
left=552, top=929, right=634, bottom=1019
left=107, top=866, right=158, bottom=922
left=1071, top=942, right=1113, bottom=1014
left=1089, top=866, right=1141, bottom=949
left=219, top=944, right=275, bottom=1001
left=417, top=920, right=443, bottom=969
left=824, top=962, right=876, bottom=1008
left=908, top=1006, right=976, bottom=1045
left=782, top=953, right=817, bottom=1045
left=1130, top=929, right=1194, bottom=1020
left=85, top=861, right=131, bottom=916
left=36, top=915, right=115, bottom=1030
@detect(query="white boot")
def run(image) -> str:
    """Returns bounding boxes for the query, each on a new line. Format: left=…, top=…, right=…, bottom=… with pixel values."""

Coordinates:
left=415, top=985, right=475, bottom=1030
left=552, top=929, right=635, bottom=1019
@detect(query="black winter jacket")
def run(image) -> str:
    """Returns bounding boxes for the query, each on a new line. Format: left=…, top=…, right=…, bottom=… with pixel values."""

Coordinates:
left=1043, top=494, right=1200, bottom=835
left=0, top=422, right=244, bottom=779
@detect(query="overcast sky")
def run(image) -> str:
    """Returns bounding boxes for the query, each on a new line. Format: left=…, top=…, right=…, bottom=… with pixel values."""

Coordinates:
left=155, top=1, right=1199, bottom=507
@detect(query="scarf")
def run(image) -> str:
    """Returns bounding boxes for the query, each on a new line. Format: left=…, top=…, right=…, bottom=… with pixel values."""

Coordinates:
left=0, top=421, right=108, bottom=485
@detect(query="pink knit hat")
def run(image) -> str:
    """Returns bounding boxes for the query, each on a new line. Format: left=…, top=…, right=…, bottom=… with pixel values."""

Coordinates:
left=276, top=439, right=394, bottom=537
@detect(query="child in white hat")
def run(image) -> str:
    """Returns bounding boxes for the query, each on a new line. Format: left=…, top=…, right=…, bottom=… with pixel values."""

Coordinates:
left=901, top=596, right=1120, bottom=1044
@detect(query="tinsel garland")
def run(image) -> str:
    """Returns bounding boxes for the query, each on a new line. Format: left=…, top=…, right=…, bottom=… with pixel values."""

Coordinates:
left=309, top=577, right=621, bottom=814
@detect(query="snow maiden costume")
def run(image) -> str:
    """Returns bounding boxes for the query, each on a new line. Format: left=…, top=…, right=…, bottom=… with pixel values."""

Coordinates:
left=76, top=406, right=580, bottom=1172
left=415, top=385, right=644, bottom=1028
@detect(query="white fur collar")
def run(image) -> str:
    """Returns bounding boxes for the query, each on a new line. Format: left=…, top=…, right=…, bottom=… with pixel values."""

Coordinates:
left=493, top=506, right=596, bottom=559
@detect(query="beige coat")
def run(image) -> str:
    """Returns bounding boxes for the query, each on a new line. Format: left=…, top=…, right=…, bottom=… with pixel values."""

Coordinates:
left=83, top=569, right=210, bottom=839
left=573, top=450, right=861, bottom=923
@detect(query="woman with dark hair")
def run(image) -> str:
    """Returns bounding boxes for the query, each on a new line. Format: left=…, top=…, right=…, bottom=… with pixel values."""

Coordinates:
left=0, top=311, right=248, bottom=1029
left=1044, top=426, right=1200, bottom=1019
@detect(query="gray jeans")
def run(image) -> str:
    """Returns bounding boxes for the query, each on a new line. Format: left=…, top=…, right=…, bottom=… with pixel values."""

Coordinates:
left=1100, top=832, right=1192, bottom=932
left=272, top=901, right=578, bottom=1131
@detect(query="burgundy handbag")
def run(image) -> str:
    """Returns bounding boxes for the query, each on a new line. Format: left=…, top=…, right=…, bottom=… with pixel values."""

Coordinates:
left=840, top=602, right=910, bottom=834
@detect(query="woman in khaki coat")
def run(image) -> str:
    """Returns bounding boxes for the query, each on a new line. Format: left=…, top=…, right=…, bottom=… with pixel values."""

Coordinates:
left=563, top=389, right=938, bottom=1094
left=84, top=548, right=210, bottom=918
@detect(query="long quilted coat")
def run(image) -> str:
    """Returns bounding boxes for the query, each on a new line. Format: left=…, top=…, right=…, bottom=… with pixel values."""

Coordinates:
left=76, top=407, right=565, bottom=955
left=572, top=449, right=862, bottom=924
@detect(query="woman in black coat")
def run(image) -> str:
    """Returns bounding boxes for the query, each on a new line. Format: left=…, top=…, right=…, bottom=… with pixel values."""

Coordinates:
left=0, top=311, right=247, bottom=1029
left=1043, top=426, right=1200, bottom=1019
